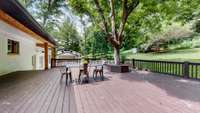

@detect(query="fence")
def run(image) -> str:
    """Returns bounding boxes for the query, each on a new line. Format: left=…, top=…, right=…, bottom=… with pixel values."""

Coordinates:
left=133, top=59, right=200, bottom=80
left=51, top=58, right=200, bottom=80
left=51, top=58, right=114, bottom=68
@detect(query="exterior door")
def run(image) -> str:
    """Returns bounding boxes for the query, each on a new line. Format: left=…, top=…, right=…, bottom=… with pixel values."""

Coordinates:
left=32, top=55, right=36, bottom=70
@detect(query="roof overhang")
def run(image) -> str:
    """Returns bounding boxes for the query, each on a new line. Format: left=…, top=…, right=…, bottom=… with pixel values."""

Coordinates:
left=0, top=0, right=57, bottom=47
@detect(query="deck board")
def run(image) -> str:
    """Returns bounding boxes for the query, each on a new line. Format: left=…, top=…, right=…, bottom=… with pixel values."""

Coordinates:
left=17, top=71, right=56, bottom=113
left=62, top=86, right=70, bottom=113
left=2, top=71, right=54, bottom=113
left=0, top=68, right=200, bottom=113
left=73, top=70, right=200, bottom=113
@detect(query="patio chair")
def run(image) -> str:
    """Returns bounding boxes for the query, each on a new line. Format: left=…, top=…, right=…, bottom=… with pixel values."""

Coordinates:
left=93, top=65, right=104, bottom=81
left=78, top=63, right=89, bottom=84
left=59, top=66, right=66, bottom=79
left=60, top=66, right=72, bottom=85
left=66, top=67, right=72, bottom=84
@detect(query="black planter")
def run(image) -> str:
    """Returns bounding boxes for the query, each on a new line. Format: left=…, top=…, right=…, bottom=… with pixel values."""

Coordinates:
left=108, top=64, right=130, bottom=73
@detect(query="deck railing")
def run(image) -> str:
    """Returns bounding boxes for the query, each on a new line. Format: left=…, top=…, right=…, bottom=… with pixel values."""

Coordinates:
left=133, top=59, right=200, bottom=80
left=51, top=58, right=200, bottom=80
left=51, top=58, right=114, bottom=67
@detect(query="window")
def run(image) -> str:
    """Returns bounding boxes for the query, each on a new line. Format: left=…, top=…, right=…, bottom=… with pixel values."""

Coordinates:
left=8, top=39, right=20, bottom=54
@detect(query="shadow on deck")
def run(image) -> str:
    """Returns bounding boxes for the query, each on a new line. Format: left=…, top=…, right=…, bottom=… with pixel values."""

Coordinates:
left=0, top=69, right=77, bottom=113
left=118, top=70, right=200, bottom=102
left=0, top=68, right=200, bottom=113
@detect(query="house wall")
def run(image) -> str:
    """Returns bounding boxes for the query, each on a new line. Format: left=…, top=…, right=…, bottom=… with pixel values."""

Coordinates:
left=0, top=20, right=38, bottom=76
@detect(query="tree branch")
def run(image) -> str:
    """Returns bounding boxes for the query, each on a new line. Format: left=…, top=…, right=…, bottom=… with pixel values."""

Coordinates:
left=107, top=33, right=120, bottom=47
left=48, top=0, right=52, bottom=11
left=93, top=0, right=120, bottom=46
left=93, top=0, right=109, bottom=34
left=109, top=0, right=118, bottom=41
left=118, top=0, right=139, bottom=44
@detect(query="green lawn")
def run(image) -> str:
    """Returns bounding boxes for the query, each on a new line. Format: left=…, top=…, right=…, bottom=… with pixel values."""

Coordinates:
left=122, top=48, right=200, bottom=62
left=124, top=48, right=200, bottom=79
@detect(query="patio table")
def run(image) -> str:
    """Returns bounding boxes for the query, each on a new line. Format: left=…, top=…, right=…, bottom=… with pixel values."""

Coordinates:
left=64, top=64, right=104, bottom=83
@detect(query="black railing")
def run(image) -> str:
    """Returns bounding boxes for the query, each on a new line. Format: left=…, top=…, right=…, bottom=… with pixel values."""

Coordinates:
left=133, top=59, right=200, bottom=80
left=51, top=58, right=200, bottom=80
left=188, top=62, right=200, bottom=79
left=51, top=58, right=114, bottom=68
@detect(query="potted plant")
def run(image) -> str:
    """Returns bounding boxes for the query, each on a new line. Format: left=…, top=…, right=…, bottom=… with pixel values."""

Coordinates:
left=121, top=54, right=126, bottom=64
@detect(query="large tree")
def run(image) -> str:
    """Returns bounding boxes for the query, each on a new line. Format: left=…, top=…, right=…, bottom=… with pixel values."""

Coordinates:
left=68, top=0, right=200, bottom=63
left=23, top=0, right=200, bottom=63
left=68, top=0, right=139, bottom=64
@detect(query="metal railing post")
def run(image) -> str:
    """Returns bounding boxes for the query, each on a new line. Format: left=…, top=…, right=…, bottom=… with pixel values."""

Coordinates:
left=132, top=59, right=135, bottom=69
left=183, top=61, right=189, bottom=78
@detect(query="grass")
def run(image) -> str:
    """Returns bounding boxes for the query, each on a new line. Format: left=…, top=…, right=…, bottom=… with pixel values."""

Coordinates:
left=85, top=48, right=200, bottom=79
left=122, top=48, right=200, bottom=62
left=134, top=60, right=200, bottom=79
left=123, top=48, right=200, bottom=79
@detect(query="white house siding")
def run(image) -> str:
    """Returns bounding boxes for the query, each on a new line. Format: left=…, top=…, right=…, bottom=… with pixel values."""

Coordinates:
left=0, top=20, right=37, bottom=76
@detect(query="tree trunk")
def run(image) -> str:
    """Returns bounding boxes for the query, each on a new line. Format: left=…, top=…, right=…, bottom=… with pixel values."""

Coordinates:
left=114, top=46, right=120, bottom=65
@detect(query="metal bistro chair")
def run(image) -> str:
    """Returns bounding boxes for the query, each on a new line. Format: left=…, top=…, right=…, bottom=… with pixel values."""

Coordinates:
left=93, top=65, right=104, bottom=81
left=60, top=66, right=72, bottom=85
left=78, top=63, right=89, bottom=84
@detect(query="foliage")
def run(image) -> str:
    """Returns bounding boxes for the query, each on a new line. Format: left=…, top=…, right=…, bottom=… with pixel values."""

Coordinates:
left=55, top=20, right=81, bottom=52
left=33, top=0, right=65, bottom=32
left=120, top=54, right=126, bottom=64
left=18, top=0, right=34, bottom=8
left=18, top=0, right=66, bottom=35
left=140, top=24, right=195, bottom=52
left=122, top=48, right=200, bottom=62
left=68, top=0, right=141, bottom=64
left=19, top=0, right=200, bottom=58
left=67, top=0, right=200, bottom=49
left=83, top=26, right=113, bottom=57
left=193, top=20, right=200, bottom=33
left=168, top=35, right=200, bottom=50
left=19, top=0, right=82, bottom=52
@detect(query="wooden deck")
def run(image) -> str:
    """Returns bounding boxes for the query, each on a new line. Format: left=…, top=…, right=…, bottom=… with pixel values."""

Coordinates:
left=0, top=68, right=200, bottom=113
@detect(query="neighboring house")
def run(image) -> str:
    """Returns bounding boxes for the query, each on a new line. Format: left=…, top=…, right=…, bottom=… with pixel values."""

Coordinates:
left=57, top=50, right=81, bottom=59
left=0, top=0, right=57, bottom=76
left=58, top=53, right=77, bottom=59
